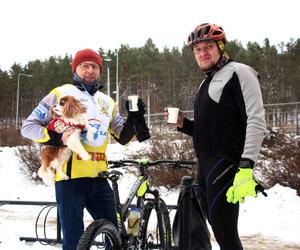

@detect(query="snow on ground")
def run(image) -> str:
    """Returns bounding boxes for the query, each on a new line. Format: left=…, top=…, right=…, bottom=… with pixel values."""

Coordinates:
left=0, top=142, right=300, bottom=249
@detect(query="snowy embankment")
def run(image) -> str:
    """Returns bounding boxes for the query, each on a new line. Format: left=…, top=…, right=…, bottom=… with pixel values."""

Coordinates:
left=0, top=142, right=300, bottom=249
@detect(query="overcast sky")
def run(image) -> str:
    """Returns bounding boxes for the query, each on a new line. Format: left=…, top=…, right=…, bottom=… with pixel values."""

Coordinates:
left=1, top=0, right=299, bottom=71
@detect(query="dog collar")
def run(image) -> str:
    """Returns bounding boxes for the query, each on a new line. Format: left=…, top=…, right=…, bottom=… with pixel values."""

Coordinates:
left=48, top=118, right=85, bottom=133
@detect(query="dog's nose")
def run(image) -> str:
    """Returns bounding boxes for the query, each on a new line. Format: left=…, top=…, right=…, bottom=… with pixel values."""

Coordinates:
left=53, top=104, right=57, bottom=108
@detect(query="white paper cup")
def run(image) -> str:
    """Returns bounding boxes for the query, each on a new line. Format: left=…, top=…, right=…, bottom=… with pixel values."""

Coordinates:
left=128, top=95, right=139, bottom=112
left=167, top=107, right=179, bottom=124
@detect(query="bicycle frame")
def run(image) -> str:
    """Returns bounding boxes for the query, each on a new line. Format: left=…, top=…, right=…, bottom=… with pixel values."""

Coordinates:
left=77, top=159, right=197, bottom=250
left=105, top=159, right=196, bottom=249
left=109, top=165, right=158, bottom=244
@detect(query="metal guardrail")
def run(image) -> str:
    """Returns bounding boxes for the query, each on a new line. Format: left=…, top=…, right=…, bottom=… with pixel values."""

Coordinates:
left=0, top=200, right=178, bottom=245
left=264, top=102, right=300, bottom=134
left=2, top=102, right=299, bottom=134
left=145, top=102, right=300, bottom=135
left=0, top=200, right=61, bottom=244
left=0, top=200, right=56, bottom=206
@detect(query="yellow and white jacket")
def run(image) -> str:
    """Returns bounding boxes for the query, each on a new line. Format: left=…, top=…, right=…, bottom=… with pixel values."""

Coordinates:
left=21, top=84, right=134, bottom=181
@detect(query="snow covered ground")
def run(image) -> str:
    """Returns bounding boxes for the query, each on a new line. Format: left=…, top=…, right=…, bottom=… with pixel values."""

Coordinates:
left=0, top=142, right=300, bottom=249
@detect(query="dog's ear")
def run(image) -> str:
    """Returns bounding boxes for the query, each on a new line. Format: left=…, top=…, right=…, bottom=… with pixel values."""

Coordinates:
left=63, top=96, right=86, bottom=118
left=79, top=103, right=87, bottom=114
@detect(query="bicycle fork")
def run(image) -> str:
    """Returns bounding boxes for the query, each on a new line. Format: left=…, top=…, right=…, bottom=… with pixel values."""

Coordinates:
left=144, top=188, right=166, bottom=248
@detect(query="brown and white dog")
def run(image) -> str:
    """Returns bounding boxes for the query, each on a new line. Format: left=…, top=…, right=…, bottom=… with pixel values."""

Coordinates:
left=38, top=95, right=94, bottom=185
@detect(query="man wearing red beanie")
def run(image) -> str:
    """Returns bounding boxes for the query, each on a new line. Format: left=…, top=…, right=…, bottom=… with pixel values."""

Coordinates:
left=21, top=48, right=150, bottom=250
left=71, top=48, right=103, bottom=73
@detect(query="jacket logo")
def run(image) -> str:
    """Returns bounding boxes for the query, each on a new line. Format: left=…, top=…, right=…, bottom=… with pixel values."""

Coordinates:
left=212, top=79, right=223, bottom=83
left=97, top=98, right=109, bottom=115
left=34, top=107, right=47, bottom=120
left=40, top=101, right=50, bottom=110
left=79, top=98, right=89, bottom=102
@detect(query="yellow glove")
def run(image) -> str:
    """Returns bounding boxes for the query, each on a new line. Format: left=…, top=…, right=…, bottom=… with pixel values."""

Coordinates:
left=226, top=168, right=258, bottom=204
left=226, top=159, right=267, bottom=204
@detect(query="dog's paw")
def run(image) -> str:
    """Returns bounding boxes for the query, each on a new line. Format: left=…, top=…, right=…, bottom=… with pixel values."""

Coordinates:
left=60, top=173, right=69, bottom=180
left=47, top=168, right=56, bottom=179
left=80, top=152, right=91, bottom=161
left=42, top=175, right=55, bottom=186
left=37, top=169, right=44, bottom=179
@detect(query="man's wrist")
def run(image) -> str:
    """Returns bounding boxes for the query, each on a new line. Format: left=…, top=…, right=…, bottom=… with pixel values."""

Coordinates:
left=239, top=158, right=254, bottom=168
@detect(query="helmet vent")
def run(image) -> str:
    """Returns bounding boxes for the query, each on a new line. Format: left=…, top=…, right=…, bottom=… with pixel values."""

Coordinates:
left=212, top=31, right=222, bottom=35
left=187, top=23, right=226, bottom=47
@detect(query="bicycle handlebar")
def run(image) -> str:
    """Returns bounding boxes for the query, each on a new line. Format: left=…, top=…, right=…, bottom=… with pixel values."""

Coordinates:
left=108, top=159, right=196, bottom=169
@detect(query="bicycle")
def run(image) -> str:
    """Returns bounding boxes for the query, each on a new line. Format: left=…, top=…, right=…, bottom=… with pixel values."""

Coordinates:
left=77, top=158, right=196, bottom=250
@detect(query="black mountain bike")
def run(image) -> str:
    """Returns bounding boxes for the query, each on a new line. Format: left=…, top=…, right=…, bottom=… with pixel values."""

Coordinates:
left=77, top=158, right=196, bottom=250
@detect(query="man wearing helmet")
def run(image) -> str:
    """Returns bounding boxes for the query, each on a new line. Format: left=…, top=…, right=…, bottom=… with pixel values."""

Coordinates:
left=165, top=23, right=266, bottom=249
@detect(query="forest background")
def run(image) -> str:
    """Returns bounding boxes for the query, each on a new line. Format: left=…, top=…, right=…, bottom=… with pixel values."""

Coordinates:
left=0, top=37, right=299, bottom=196
left=0, top=37, right=299, bottom=125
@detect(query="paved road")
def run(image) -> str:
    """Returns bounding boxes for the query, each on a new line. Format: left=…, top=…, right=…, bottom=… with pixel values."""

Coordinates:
left=210, top=234, right=300, bottom=250
left=242, top=235, right=300, bottom=250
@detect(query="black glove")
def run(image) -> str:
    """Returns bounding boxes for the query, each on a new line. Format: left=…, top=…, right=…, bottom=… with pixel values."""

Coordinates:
left=125, top=97, right=146, bottom=116
left=133, top=115, right=150, bottom=142
left=125, top=98, right=150, bottom=142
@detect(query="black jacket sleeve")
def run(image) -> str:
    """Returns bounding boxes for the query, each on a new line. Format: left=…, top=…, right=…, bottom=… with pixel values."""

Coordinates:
left=112, top=117, right=135, bottom=145
left=177, top=118, right=194, bottom=137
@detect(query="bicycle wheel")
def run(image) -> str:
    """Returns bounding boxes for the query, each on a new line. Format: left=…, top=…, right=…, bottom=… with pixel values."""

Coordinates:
left=140, top=198, right=171, bottom=250
left=77, top=219, right=122, bottom=250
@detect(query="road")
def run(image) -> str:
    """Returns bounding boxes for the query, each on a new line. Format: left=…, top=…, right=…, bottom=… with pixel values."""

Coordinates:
left=241, top=235, right=300, bottom=250
left=210, top=234, right=300, bottom=250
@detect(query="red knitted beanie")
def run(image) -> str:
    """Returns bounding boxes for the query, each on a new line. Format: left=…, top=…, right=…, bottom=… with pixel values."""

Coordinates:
left=72, top=49, right=103, bottom=72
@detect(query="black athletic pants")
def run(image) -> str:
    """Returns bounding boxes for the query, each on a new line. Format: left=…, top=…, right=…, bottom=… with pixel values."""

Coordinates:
left=197, top=155, right=243, bottom=250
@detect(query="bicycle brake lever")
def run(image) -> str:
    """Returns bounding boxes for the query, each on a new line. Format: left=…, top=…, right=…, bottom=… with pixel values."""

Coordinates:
left=255, top=183, right=268, bottom=197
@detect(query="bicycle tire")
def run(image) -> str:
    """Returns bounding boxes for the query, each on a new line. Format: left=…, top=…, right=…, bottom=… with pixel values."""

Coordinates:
left=140, top=198, right=171, bottom=250
left=77, top=219, right=122, bottom=250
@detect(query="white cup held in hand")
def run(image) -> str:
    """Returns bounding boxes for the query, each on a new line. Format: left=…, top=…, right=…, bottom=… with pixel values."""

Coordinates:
left=128, top=95, right=139, bottom=112
left=167, top=107, right=179, bottom=124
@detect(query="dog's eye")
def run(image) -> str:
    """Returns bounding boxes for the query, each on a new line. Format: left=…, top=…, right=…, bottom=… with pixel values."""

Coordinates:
left=59, top=100, right=65, bottom=106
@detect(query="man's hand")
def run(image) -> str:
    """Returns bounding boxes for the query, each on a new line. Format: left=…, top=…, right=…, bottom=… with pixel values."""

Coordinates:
left=226, top=158, right=267, bottom=204
left=226, top=168, right=259, bottom=204
left=125, top=98, right=150, bottom=142
left=163, top=108, right=184, bottom=128
left=126, top=98, right=146, bottom=116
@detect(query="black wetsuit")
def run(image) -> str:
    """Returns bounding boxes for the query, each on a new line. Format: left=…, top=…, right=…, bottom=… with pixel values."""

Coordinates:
left=179, top=59, right=266, bottom=250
